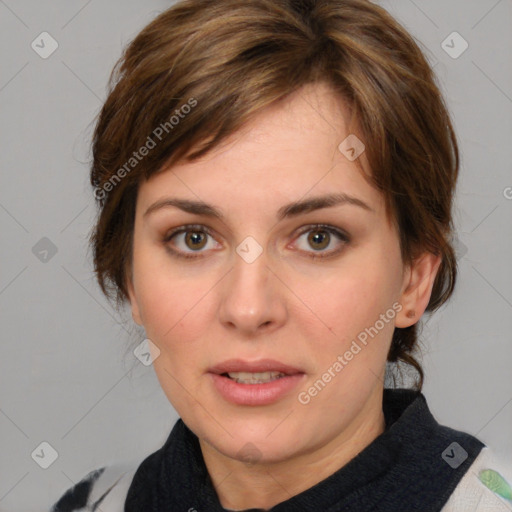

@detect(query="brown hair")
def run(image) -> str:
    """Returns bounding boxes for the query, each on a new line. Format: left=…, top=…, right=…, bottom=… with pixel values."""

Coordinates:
left=88, top=0, right=459, bottom=391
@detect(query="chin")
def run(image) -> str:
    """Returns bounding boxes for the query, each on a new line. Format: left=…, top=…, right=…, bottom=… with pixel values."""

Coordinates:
left=231, top=442, right=298, bottom=466
left=228, top=431, right=304, bottom=464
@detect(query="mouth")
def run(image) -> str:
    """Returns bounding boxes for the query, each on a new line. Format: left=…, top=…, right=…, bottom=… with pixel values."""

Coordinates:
left=220, top=371, right=290, bottom=384
left=208, top=358, right=305, bottom=379
left=207, top=359, right=306, bottom=405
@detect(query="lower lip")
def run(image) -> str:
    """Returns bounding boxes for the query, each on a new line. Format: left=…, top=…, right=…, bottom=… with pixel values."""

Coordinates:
left=209, top=373, right=306, bottom=406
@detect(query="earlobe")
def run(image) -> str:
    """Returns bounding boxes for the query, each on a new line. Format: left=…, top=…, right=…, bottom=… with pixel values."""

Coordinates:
left=395, top=252, right=442, bottom=328
left=126, top=276, right=143, bottom=326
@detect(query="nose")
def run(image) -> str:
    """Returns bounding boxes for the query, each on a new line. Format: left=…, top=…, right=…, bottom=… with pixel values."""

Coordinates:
left=218, top=245, right=287, bottom=336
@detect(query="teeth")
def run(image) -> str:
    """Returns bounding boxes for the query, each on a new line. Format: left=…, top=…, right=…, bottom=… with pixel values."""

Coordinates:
left=227, top=371, right=286, bottom=384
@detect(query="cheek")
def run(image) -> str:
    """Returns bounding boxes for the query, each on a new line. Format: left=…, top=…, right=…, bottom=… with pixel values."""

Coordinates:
left=301, top=265, right=391, bottom=332
left=295, top=251, right=400, bottom=365
left=132, top=251, right=216, bottom=357
left=138, top=277, right=208, bottom=343
left=136, top=268, right=212, bottom=405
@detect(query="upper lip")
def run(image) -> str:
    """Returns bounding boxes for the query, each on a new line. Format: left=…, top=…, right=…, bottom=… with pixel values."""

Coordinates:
left=208, top=358, right=304, bottom=375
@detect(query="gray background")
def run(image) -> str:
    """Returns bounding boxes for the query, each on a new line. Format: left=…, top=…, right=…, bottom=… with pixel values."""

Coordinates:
left=0, top=1, right=511, bottom=510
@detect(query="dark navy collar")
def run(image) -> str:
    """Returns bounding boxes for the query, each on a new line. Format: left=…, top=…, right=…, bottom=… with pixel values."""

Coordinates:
left=125, top=388, right=485, bottom=511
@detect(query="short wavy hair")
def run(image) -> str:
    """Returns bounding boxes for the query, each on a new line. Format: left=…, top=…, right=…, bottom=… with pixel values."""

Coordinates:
left=88, top=0, right=459, bottom=391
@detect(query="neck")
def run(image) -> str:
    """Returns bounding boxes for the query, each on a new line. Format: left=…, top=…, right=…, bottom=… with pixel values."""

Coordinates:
left=199, top=386, right=386, bottom=511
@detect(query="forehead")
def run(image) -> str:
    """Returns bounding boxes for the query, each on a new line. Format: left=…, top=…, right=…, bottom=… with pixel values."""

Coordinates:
left=137, top=82, right=385, bottom=220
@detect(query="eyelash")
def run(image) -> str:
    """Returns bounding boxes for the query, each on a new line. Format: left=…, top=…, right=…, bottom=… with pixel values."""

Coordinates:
left=162, top=223, right=350, bottom=260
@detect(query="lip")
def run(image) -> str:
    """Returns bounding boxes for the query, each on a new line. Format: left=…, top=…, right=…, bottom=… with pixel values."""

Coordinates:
left=209, top=373, right=306, bottom=406
left=207, top=358, right=306, bottom=406
left=208, top=358, right=304, bottom=375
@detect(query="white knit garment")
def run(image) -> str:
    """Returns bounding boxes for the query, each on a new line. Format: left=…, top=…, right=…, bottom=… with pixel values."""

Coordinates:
left=442, top=447, right=512, bottom=511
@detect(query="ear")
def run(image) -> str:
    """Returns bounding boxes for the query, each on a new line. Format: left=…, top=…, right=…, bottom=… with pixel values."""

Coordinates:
left=125, top=272, right=143, bottom=326
left=395, top=251, right=442, bottom=328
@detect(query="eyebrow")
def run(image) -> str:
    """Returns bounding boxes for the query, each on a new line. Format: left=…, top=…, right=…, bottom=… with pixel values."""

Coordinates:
left=143, top=193, right=374, bottom=221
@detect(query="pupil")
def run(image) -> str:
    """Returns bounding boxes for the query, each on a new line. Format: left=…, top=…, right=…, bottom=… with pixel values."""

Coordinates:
left=187, top=231, right=205, bottom=249
left=310, top=230, right=328, bottom=250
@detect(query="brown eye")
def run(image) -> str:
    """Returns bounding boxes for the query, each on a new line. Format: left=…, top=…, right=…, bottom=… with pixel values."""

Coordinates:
left=307, top=229, right=331, bottom=251
left=184, top=231, right=208, bottom=250
left=294, top=225, right=349, bottom=259
left=163, top=225, right=219, bottom=260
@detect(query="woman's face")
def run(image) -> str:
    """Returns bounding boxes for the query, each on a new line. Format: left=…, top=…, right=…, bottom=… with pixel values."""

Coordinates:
left=127, top=82, right=434, bottom=465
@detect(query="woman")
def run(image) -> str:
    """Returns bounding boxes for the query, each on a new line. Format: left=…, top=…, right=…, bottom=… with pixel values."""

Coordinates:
left=49, top=0, right=512, bottom=510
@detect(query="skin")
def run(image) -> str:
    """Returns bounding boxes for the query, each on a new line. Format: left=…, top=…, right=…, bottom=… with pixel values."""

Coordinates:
left=126, top=81, right=441, bottom=510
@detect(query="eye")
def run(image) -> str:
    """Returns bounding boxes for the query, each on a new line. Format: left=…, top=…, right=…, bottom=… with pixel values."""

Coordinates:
left=292, top=224, right=349, bottom=259
left=163, top=223, right=350, bottom=260
left=163, top=224, right=219, bottom=259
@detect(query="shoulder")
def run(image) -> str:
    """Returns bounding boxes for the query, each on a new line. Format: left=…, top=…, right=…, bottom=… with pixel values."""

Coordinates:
left=48, top=460, right=138, bottom=512
left=442, top=446, right=512, bottom=511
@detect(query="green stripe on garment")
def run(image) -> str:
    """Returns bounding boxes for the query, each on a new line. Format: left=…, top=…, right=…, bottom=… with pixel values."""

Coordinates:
left=478, top=469, right=512, bottom=502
